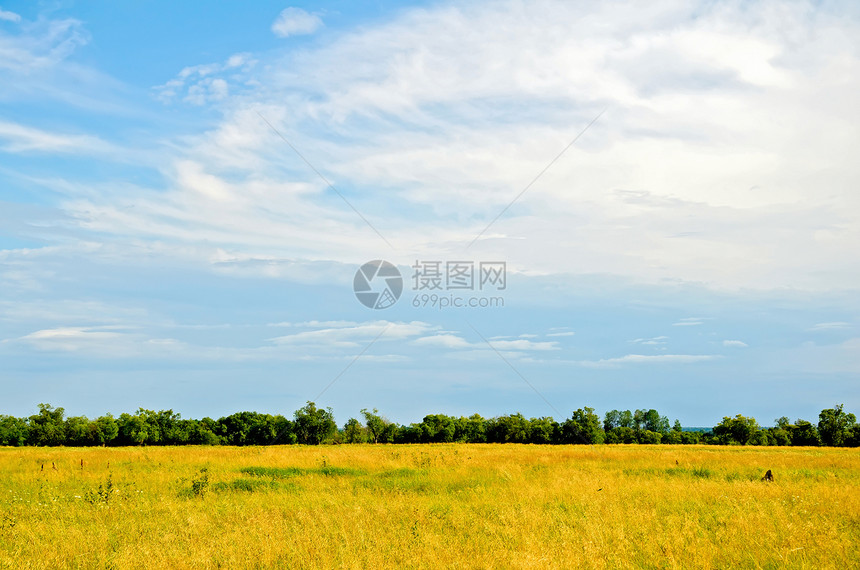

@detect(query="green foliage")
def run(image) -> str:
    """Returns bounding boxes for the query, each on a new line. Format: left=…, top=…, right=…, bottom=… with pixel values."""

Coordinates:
left=846, top=424, right=860, bottom=447
left=3, top=403, right=858, bottom=449
left=637, top=430, right=662, bottom=445
left=454, top=414, right=487, bottom=443
left=361, top=408, right=387, bottom=443
left=790, top=420, right=820, bottom=446
left=712, top=414, right=760, bottom=445
left=212, top=478, right=281, bottom=493
left=240, top=466, right=364, bottom=478
left=294, top=402, right=336, bottom=445
left=0, top=415, right=29, bottom=446
left=487, top=414, right=530, bottom=443
left=420, top=414, right=456, bottom=443
left=604, top=410, right=622, bottom=431
left=619, top=410, right=634, bottom=428
left=680, top=431, right=701, bottom=444
left=84, top=474, right=114, bottom=505
left=818, top=404, right=856, bottom=447
left=562, top=407, right=604, bottom=444
left=185, top=468, right=210, bottom=498
left=27, top=404, right=66, bottom=446
left=663, top=430, right=682, bottom=444
left=605, top=426, right=637, bottom=444
left=91, top=414, right=119, bottom=445
left=527, top=417, right=559, bottom=444
left=343, top=418, right=367, bottom=443
left=64, top=416, right=90, bottom=446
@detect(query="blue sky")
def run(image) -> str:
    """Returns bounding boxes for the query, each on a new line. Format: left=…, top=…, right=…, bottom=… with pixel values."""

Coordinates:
left=1, top=0, right=858, bottom=427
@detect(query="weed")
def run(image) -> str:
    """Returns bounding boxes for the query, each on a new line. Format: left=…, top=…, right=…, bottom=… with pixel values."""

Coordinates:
left=84, top=474, right=114, bottom=505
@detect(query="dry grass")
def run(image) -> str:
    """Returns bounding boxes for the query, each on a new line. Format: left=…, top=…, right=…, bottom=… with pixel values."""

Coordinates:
left=1, top=444, right=858, bottom=569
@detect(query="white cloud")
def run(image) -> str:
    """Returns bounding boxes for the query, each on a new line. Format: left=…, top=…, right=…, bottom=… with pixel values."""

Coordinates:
left=0, top=15, right=88, bottom=72
left=412, top=334, right=473, bottom=350
left=271, top=7, right=323, bottom=38
left=412, top=333, right=558, bottom=352
left=0, top=8, right=21, bottom=22
left=490, top=339, right=558, bottom=351
left=632, top=335, right=668, bottom=345
left=722, top=340, right=748, bottom=348
left=579, top=354, right=719, bottom=368
left=546, top=331, right=575, bottom=337
left=809, top=321, right=851, bottom=331
left=270, top=320, right=434, bottom=348
left=0, top=120, right=113, bottom=154
left=8, top=326, right=181, bottom=357
left=673, top=318, right=703, bottom=327
left=154, top=53, right=257, bottom=105
left=24, top=0, right=860, bottom=292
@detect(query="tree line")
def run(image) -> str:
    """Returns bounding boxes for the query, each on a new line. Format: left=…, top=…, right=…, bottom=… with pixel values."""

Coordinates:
left=0, top=403, right=858, bottom=447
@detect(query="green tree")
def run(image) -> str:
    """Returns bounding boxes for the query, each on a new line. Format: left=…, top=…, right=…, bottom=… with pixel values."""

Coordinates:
left=89, top=414, right=118, bottom=446
left=663, top=430, right=682, bottom=444
left=637, top=430, right=662, bottom=444
left=680, top=431, right=701, bottom=444
left=117, top=412, right=150, bottom=445
left=643, top=409, right=664, bottom=433
left=605, top=426, right=636, bottom=444
left=294, top=402, right=336, bottom=445
left=0, top=415, right=29, bottom=446
left=561, top=407, right=604, bottom=444
left=846, top=424, right=860, bottom=447
left=487, top=414, right=530, bottom=443
left=619, top=410, right=634, bottom=429
left=420, top=414, right=456, bottom=443
left=789, top=420, right=820, bottom=446
left=246, top=414, right=279, bottom=445
left=604, top=410, right=622, bottom=431
left=28, top=404, right=66, bottom=446
left=133, top=409, right=163, bottom=445
left=818, top=404, right=856, bottom=447
left=65, top=416, right=91, bottom=446
left=712, top=414, right=760, bottom=445
left=361, top=408, right=390, bottom=444
left=154, top=410, right=182, bottom=445
left=454, top=414, right=486, bottom=443
left=343, top=418, right=366, bottom=443
left=528, top=417, right=559, bottom=444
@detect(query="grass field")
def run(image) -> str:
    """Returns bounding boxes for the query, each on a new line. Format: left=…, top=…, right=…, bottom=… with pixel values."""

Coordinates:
left=1, top=444, right=858, bottom=569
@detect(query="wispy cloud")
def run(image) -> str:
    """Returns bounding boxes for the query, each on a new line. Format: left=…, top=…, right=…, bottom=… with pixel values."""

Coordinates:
left=270, top=320, right=434, bottom=349
left=579, top=354, right=719, bottom=368
left=0, top=14, right=88, bottom=72
left=722, top=340, right=748, bottom=348
left=0, top=8, right=20, bottom=23
left=673, top=318, right=703, bottom=327
left=29, top=0, right=856, bottom=292
left=271, top=7, right=323, bottom=38
left=412, top=333, right=559, bottom=352
left=154, top=53, right=257, bottom=105
left=0, top=120, right=114, bottom=154
left=809, top=322, right=851, bottom=332
left=631, top=335, right=668, bottom=345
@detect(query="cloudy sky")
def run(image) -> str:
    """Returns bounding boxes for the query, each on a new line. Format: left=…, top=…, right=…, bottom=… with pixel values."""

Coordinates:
left=1, top=0, right=858, bottom=426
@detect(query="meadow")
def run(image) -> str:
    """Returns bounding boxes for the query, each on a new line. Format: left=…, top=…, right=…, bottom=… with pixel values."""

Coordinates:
left=1, top=444, right=858, bottom=569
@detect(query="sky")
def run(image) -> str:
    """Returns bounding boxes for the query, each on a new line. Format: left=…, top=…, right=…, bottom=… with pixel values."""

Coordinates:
left=0, top=0, right=858, bottom=427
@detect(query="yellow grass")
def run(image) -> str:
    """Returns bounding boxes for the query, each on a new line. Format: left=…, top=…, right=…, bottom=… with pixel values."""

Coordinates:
left=1, top=444, right=858, bottom=569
